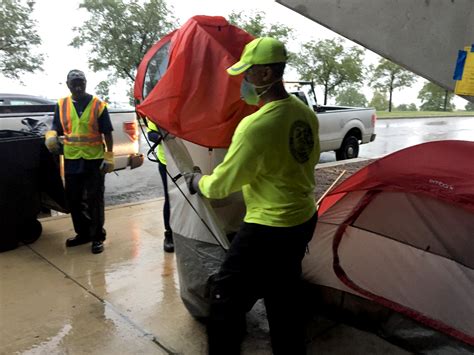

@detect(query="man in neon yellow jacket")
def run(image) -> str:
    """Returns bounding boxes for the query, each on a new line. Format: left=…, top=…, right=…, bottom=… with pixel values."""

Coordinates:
left=186, top=38, right=320, bottom=355
left=147, top=120, right=174, bottom=252
left=45, top=70, right=114, bottom=254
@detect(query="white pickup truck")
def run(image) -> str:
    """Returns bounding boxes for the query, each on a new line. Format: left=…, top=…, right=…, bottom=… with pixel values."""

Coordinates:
left=287, top=81, right=376, bottom=160
left=0, top=95, right=144, bottom=170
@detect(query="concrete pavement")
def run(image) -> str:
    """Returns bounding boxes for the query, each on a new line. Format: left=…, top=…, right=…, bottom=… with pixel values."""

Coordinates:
left=0, top=198, right=409, bottom=354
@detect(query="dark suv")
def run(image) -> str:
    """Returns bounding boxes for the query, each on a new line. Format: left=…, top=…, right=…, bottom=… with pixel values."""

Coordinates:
left=0, top=94, right=56, bottom=114
left=0, top=93, right=55, bottom=106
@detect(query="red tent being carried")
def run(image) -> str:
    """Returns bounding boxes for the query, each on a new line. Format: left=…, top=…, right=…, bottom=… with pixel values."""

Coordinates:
left=304, top=140, right=474, bottom=350
left=133, top=16, right=255, bottom=320
left=134, top=15, right=256, bottom=148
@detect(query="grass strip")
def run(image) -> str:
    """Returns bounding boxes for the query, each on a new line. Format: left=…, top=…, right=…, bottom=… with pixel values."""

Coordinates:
left=377, top=111, right=474, bottom=119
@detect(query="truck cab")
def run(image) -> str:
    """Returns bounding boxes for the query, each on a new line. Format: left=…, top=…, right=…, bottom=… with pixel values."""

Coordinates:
left=287, top=81, right=377, bottom=160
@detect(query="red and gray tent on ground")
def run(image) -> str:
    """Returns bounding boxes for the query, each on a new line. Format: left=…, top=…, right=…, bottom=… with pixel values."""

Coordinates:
left=304, top=140, right=474, bottom=351
left=134, top=15, right=474, bottom=352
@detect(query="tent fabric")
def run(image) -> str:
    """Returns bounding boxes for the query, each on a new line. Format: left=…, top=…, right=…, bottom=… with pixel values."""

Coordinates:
left=305, top=140, right=474, bottom=347
left=160, top=132, right=246, bottom=317
left=163, top=137, right=233, bottom=248
left=134, top=15, right=257, bottom=148
left=134, top=31, right=175, bottom=102
left=319, top=140, right=474, bottom=215
left=173, top=233, right=226, bottom=319
left=354, top=192, right=474, bottom=269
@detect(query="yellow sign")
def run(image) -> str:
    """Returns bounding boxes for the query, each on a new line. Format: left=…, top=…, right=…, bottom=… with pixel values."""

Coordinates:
left=454, top=46, right=474, bottom=96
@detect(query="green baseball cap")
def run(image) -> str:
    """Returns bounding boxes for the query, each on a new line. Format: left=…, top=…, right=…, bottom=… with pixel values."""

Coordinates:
left=227, top=37, right=288, bottom=76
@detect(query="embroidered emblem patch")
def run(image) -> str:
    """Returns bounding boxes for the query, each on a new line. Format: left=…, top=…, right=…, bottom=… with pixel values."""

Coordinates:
left=289, top=120, right=314, bottom=163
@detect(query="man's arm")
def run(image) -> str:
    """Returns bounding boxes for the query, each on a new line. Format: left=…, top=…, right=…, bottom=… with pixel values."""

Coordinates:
left=104, top=132, right=113, bottom=152
left=45, top=104, right=62, bottom=153
left=99, top=107, right=114, bottom=173
left=198, top=133, right=260, bottom=199
left=51, top=104, right=63, bottom=135
left=98, top=107, right=114, bottom=151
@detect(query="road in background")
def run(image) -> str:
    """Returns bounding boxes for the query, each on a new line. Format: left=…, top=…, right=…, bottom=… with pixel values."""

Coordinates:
left=359, top=115, right=474, bottom=159
left=105, top=115, right=474, bottom=205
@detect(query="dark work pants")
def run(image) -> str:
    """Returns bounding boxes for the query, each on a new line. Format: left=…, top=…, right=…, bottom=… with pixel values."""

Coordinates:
left=207, top=213, right=318, bottom=355
left=158, top=160, right=171, bottom=233
left=65, top=170, right=105, bottom=242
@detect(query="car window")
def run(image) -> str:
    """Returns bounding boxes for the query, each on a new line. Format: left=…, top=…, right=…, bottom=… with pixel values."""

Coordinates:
left=291, top=92, right=308, bottom=106
left=10, top=100, right=36, bottom=105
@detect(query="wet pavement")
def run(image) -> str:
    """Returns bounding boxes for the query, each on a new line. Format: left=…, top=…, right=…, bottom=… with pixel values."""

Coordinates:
left=104, top=116, right=474, bottom=206
left=1, top=200, right=197, bottom=354
left=358, top=115, right=474, bottom=159
left=1, top=199, right=409, bottom=354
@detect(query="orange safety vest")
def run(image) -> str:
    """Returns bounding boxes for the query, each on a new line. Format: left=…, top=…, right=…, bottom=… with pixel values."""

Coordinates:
left=58, top=96, right=106, bottom=160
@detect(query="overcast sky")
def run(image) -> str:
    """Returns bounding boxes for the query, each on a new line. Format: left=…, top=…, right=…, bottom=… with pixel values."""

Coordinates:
left=0, top=0, right=468, bottom=109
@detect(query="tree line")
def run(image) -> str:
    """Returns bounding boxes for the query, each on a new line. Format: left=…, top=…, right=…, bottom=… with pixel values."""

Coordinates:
left=2, top=0, right=472, bottom=111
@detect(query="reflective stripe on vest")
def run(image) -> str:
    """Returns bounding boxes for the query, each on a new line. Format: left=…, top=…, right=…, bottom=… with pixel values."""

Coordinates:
left=58, top=96, right=106, bottom=160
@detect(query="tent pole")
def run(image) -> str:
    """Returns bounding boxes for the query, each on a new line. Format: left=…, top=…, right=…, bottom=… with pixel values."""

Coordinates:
left=316, top=170, right=346, bottom=209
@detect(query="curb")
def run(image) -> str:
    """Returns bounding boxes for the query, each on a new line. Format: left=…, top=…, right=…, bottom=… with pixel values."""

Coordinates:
left=316, top=157, right=372, bottom=170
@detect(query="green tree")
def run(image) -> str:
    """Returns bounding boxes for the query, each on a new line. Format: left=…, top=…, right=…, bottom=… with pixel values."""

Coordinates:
left=395, top=104, right=410, bottom=111
left=397, top=103, right=417, bottom=111
left=418, top=82, right=455, bottom=111
left=335, top=87, right=367, bottom=107
left=70, top=0, right=177, bottom=92
left=465, top=101, right=474, bottom=111
left=371, top=59, right=416, bottom=112
left=228, top=10, right=293, bottom=44
left=95, top=80, right=110, bottom=103
left=294, top=39, right=365, bottom=105
left=369, top=91, right=388, bottom=111
left=0, top=0, right=44, bottom=79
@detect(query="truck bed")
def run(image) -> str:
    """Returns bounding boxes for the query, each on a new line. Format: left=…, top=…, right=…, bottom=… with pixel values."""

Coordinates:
left=0, top=106, right=144, bottom=171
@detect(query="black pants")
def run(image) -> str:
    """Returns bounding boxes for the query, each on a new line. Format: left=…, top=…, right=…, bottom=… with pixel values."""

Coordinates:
left=207, top=213, right=318, bottom=355
left=65, top=170, right=105, bottom=242
left=158, top=160, right=171, bottom=233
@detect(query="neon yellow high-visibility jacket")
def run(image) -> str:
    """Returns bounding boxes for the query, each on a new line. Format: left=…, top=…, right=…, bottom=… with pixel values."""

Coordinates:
left=58, top=96, right=106, bottom=160
left=147, top=120, right=166, bottom=165
left=199, top=95, right=320, bottom=227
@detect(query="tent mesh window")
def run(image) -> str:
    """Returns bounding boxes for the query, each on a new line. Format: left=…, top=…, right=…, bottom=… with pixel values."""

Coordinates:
left=143, top=41, right=171, bottom=99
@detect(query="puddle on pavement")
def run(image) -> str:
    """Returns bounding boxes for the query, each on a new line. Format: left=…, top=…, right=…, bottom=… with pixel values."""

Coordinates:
left=21, top=324, right=72, bottom=355
left=424, top=121, right=448, bottom=126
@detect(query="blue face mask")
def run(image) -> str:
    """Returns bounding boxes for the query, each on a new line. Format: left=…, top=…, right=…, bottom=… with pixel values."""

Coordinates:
left=240, top=78, right=282, bottom=106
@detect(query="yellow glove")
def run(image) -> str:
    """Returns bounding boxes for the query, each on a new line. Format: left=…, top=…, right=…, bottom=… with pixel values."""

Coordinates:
left=100, top=151, right=115, bottom=174
left=45, top=130, right=60, bottom=154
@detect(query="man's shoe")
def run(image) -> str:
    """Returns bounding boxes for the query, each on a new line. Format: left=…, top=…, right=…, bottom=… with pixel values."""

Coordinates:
left=91, top=241, right=104, bottom=254
left=66, top=235, right=91, bottom=247
left=163, top=231, right=174, bottom=253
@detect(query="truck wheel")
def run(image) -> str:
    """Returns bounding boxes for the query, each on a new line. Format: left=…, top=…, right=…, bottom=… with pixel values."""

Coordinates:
left=335, top=136, right=359, bottom=161
left=21, top=219, right=42, bottom=244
